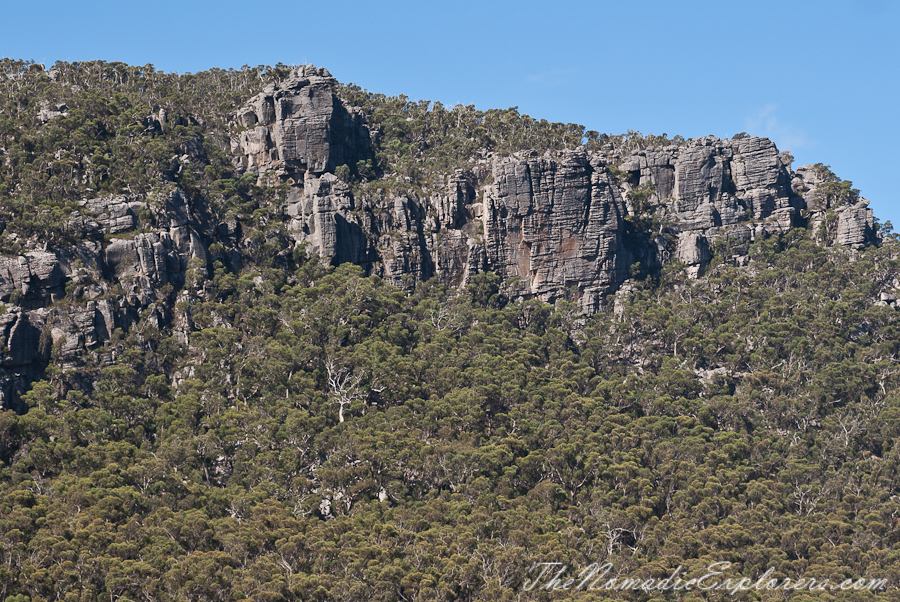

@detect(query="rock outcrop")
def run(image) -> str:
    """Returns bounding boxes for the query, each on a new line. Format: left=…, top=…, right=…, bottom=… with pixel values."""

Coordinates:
left=0, top=186, right=213, bottom=409
left=0, top=309, right=46, bottom=411
left=37, top=100, right=67, bottom=123
left=82, top=194, right=147, bottom=234
left=793, top=164, right=878, bottom=249
left=480, top=150, right=628, bottom=310
left=231, top=65, right=371, bottom=183
left=229, top=68, right=885, bottom=311
left=229, top=91, right=880, bottom=309
left=234, top=95, right=871, bottom=310
left=0, top=252, right=66, bottom=307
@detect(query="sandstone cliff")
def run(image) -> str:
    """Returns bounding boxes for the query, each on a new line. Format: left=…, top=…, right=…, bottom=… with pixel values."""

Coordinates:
left=228, top=75, right=877, bottom=312
left=231, top=65, right=371, bottom=183
left=0, top=65, right=881, bottom=408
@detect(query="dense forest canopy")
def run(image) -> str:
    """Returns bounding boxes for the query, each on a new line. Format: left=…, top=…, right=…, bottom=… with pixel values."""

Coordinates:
left=0, top=58, right=897, bottom=601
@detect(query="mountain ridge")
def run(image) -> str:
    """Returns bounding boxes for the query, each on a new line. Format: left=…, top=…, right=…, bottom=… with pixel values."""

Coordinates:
left=0, top=60, right=886, bottom=408
left=0, top=58, right=899, bottom=601
left=229, top=66, right=881, bottom=310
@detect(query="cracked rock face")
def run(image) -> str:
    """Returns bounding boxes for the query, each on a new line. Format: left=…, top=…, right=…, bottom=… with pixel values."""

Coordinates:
left=0, top=70, right=885, bottom=409
left=246, top=129, right=880, bottom=311
left=0, top=184, right=215, bottom=410
left=835, top=202, right=876, bottom=248
left=82, top=195, right=148, bottom=234
left=0, top=309, right=47, bottom=410
left=482, top=151, right=628, bottom=311
left=0, top=252, right=66, bottom=306
left=793, top=164, right=879, bottom=249
left=231, top=66, right=371, bottom=183
left=230, top=76, right=862, bottom=301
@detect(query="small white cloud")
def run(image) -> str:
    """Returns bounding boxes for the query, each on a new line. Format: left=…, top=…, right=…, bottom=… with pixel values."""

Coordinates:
left=745, top=104, right=811, bottom=151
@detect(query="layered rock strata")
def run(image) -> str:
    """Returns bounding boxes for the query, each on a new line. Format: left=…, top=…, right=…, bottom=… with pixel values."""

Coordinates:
left=229, top=67, right=878, bottom=308
left=259, top=125, right=877, bottom=310
left=0, top=188, right=211, bottom=408
left=231, top=65, right=371, bottom=183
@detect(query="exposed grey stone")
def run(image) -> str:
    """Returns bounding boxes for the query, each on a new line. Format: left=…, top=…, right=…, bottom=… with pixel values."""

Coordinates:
left=0, top=251, right=65, bottom=305
left=7, top=69, right=893, bottom=408
left=675, top=232, right=711, bottom=271
left=82, top=194, right=147, bottom=234
left=794, top=164, right=878, bottom=248
left=232, top=68, right=371, bottom=182
left=482, top=149, right=627, bottom=311
left=732, top=137, right=793, bottom=220
left=6, top=310, right=43, bottom=367
left=431, top=171, right=475, bottom=231
left=836, top=199, right=877, bottom=248
left=285, top=172, right=369, bottom=266
left=265, top=134, right=879, bottom=313
left=37, top=100, right=68, bottom=123
left=104, top=233, right=180, bottom=288
left=673, top=143, right=732, bottom=220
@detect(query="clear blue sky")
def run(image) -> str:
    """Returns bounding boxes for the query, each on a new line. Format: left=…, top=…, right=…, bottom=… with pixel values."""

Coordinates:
left=2, top=0, right=898, bottom=226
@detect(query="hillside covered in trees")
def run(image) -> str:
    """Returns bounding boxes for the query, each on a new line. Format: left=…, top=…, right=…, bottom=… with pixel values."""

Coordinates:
left=0, top=58, right=898, bottom=601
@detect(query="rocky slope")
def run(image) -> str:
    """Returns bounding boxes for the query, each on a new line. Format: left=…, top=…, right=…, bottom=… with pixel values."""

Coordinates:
left=0, top=64, right=881, bottom=409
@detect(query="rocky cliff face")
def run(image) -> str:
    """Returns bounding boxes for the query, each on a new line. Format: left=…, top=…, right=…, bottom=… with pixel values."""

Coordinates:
left=0, top=67, right=882, bottom=409
left=480, top=151, right=627, bottom=311
left=233, top=85, right=877, bottom=312
left=0, top=187, right=211, bottom=409
left=231, top=65, right=371, bottom=183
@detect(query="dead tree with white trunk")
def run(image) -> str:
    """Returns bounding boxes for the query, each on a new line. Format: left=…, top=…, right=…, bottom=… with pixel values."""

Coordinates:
left=325, top=358, right=365, bottom=423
